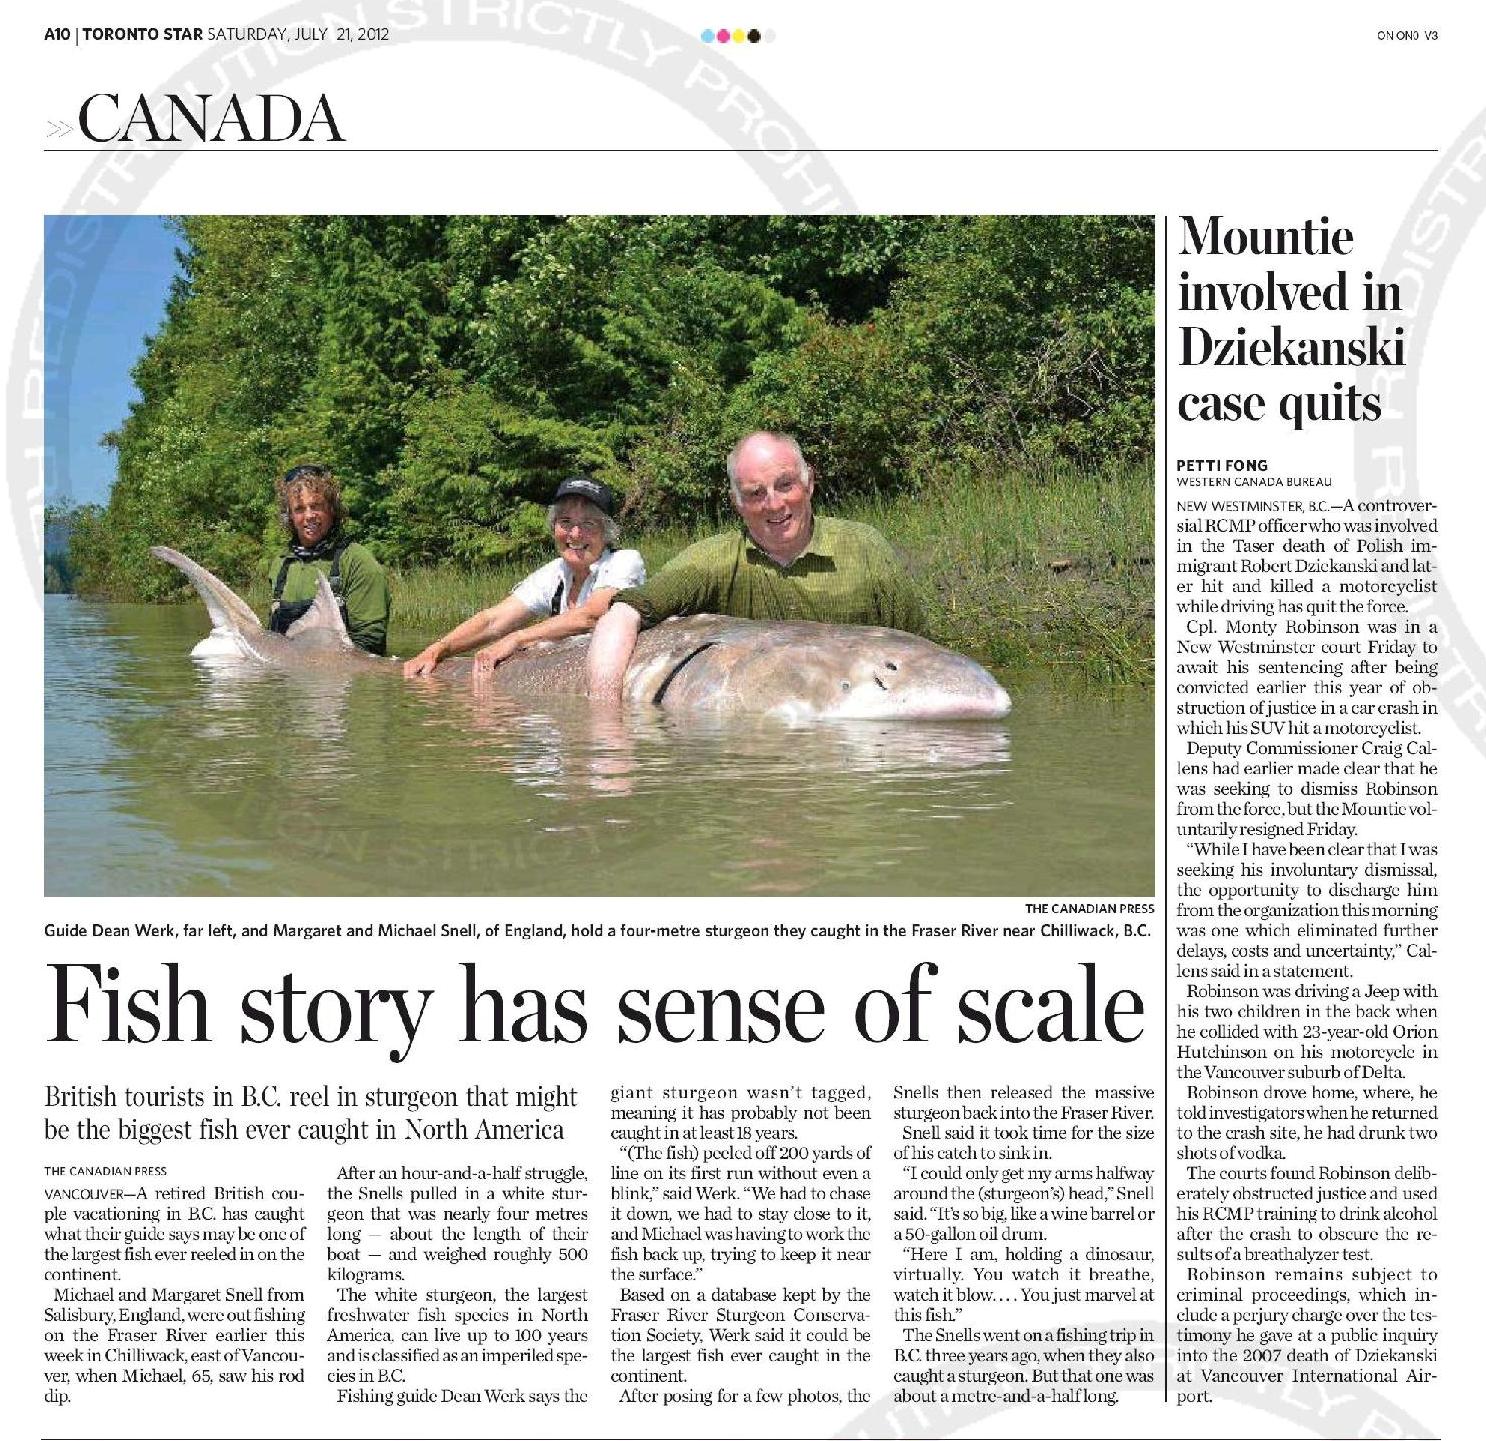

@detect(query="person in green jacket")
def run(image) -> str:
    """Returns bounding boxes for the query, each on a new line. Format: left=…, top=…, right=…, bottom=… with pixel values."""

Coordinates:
left=588, top=430, right=924, bottom=697
left=267, top=463, right=389, bottom=655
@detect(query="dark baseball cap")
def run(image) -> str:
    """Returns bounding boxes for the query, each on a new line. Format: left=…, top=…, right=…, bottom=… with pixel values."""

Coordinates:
left=551, top=475, right=614, bottom=516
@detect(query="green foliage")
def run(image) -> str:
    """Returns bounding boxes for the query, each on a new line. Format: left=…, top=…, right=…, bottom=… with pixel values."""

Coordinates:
left=864, top=216, right=1155, bottom=468
left=389, top=386, right=621, bottom=564
left=73, top=215, right=1154, bottom=601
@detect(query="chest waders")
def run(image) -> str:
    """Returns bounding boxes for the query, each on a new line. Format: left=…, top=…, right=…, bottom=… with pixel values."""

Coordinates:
left=268, top=541, right=350, bottom=634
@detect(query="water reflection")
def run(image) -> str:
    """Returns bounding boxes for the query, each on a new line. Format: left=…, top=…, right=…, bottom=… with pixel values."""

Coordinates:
left=426, top=680, right=1013, bottom=805
left=44, top=597, right=1153, bottom=897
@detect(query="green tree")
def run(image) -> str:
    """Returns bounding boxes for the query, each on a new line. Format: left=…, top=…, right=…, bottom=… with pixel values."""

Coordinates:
left=73, top=214, right=1153, bottom=598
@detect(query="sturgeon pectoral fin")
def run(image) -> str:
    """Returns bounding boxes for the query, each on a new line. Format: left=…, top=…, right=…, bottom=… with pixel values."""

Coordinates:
left=149, top=546, right=264, bottom=637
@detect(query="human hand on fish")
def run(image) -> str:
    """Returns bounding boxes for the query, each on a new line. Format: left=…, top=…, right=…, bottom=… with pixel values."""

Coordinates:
left=472, top=637, right=518, bottom=678
left=403, top=645, right=445, bottom=678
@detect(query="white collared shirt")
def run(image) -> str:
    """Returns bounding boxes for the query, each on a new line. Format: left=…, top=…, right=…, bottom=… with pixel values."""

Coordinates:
left=510, top=548, right=646, bottom=616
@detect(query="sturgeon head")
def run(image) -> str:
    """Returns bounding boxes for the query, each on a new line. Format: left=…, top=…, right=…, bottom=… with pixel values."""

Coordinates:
left=150, top=546, right=366, bottom=666
left=626, top=617, right=1012, bottom=722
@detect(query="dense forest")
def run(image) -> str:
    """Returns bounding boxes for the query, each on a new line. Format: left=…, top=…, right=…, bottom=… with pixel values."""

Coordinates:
left=64, top=215, right=1154, bottom=602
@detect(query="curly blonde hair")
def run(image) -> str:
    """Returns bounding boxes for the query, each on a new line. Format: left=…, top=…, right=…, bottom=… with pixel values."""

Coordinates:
left=276, top=463, right=345, bottom=542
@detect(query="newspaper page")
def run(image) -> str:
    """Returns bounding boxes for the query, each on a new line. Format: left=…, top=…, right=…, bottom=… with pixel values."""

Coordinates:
left=9, top=4, right=1482, bottom=1440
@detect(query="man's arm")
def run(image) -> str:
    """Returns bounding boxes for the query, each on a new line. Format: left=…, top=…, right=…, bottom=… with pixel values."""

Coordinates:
left=341, top=548, right=391, bottom=655
left=610, top=536, right=724, bottom=628
left=587, top=601, right=642, bottom=699
left=403, top=594, right=533, bottom=676
left=587, top=536, right=728, bottom=696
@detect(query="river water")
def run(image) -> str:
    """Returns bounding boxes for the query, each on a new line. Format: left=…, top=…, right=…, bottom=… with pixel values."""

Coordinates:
left=44, top=596, right=1153, bottom=896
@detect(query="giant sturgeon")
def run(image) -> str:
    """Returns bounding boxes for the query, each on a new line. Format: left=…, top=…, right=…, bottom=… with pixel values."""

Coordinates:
left=151, top=546, right=1011, bottom=721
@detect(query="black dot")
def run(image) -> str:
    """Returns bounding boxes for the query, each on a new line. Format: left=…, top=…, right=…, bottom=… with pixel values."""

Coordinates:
left=748, top=28, right=762, bottom=43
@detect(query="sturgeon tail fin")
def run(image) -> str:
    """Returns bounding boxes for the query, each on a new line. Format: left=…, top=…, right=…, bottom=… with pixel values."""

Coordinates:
left=285, top=572, right=354, bottom=649
left=150, top=546, right=265, bottom=648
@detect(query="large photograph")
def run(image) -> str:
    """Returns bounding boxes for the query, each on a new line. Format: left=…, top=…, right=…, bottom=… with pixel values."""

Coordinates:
left=44, top=215, right=1154, bottom=896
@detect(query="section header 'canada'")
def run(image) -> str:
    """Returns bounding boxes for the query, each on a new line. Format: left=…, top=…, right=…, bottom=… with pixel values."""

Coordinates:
left=77, top=93, right=345, bottom=143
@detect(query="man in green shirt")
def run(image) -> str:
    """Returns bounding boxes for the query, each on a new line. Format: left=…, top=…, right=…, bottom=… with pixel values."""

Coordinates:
left=267, top=463, right=390, bottom=655
left=589, top=431, right=923, bottom=696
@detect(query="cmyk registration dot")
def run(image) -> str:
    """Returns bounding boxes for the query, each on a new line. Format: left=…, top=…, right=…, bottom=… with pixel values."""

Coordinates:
left=701, top=28, right=772, bottom=44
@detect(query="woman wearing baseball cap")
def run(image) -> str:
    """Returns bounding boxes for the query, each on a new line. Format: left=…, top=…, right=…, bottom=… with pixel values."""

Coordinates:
left=402, top=476, right=645, bottom=678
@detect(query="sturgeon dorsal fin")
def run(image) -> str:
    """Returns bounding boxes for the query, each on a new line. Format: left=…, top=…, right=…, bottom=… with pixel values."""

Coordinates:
left=149, top=545, right=264, bottom=635
left=285, top=572, right=354, bottom=648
